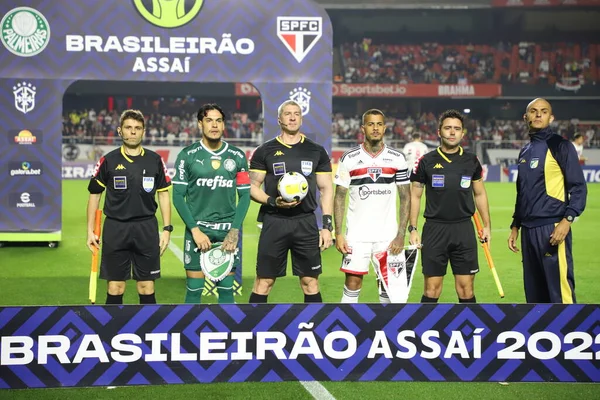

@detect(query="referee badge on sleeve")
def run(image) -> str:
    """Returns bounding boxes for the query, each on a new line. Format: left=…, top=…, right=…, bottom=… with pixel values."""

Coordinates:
left=460, top=176, right=471, bottom=188
left=143, top=177, right=155, bottom=192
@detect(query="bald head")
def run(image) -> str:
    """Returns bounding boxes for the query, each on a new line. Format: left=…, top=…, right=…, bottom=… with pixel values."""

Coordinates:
left=524, top=98, right=554, bottom=133
left=526, top=98, right=552, bottom=114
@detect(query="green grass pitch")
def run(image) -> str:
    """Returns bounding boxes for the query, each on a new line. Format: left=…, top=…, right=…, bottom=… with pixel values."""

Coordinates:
left=1, top=181, right=598, bottom=399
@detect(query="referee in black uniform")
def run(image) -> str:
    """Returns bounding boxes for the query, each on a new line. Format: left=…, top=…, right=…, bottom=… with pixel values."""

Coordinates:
left=86, top=109, right=172, bottom=305
left=408, top=109, right=491, bottom=303
left=248, top=100, right=334, bottom=303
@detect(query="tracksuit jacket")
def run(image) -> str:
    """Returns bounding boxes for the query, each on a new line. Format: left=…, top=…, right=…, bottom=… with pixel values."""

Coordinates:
left=511, top=127, right=587, bottom=229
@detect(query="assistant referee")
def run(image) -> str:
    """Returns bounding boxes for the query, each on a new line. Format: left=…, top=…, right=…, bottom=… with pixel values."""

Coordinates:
left=248, top=100, right=334, bottom=303
left=408, top=109, right=491, bottom=304
left=86, top=109, right=172, bottom=305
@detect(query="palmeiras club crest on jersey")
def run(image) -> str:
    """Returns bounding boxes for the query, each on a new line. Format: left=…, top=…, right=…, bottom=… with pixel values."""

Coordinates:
left=277, top=17, right=322, bottom=63
left=13, top=81, right=36, bottom=114
left=368, top=167, right=382, bottom=182
left=289, top=87, right=311, bottom=116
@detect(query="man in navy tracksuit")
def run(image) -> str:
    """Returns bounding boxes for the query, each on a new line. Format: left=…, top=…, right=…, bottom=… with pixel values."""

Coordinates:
left=508, top=98, right=587, bottom=304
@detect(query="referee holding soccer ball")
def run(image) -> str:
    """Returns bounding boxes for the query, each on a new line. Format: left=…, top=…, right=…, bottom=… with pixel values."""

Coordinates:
left=248, top=100, right=334, bottom=303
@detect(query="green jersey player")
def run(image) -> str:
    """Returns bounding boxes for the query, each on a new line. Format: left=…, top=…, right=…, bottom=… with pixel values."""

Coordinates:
left=172, top=104, right=251, bottom=304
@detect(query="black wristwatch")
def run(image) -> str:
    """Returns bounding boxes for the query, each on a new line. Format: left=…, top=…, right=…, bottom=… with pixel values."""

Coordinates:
left=408, top=225, right=418, bottom=233
left=267, top=196, right=277, bottom=208
left=163, top=225, right=174, bottom=232
left=565, top=215, right=574, bottom=223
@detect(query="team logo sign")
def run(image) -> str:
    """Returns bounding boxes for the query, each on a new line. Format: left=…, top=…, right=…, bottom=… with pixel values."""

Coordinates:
left=368, top=167, right=382, bottom=182
left=13, top=82, right=36, bottom=114
left=530, top=158, right=539, bottom=169
left=201, top=244, right=236, bottom=282
left=289, top=87, right=311, bottom=116
left=277, top=17, right=322, bottom=63
left=1, top=7, right=50, bottom=57
left=133, top=0, right=204, bottom=28
left=223, top=159, right=236, bottom=172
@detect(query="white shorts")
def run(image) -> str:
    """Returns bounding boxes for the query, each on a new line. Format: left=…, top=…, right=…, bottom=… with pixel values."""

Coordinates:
left=340, top=240, right=390, bottom=275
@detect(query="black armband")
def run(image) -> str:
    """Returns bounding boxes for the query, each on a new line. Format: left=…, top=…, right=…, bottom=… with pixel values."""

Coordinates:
left=322, top=215, right=333, bottom=231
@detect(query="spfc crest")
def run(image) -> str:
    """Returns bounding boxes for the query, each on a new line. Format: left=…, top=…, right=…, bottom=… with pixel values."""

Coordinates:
left=289, top=87, right=311, bottom=116
left=13, top=82, right=36, bottom=114
left=142, top=177, right=154, bottom=193
left=301, top=160, right=313, bottom=176
left=530, top=158, right=539, bottom=169
left=277, top=17, right=322, bottom=63
left=211, top=156, right=221, bottom=170
left=368, top=167, right=382, bottom=182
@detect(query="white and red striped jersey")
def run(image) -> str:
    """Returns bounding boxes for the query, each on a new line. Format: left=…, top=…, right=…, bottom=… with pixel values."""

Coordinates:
left=334, top=144, right=410, bottom=242
left=403, top=141, right=429, bottom=173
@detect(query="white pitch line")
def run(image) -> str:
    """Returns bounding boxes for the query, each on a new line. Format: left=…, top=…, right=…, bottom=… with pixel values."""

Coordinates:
left=300, top=381, right=337, bottom=400
left=168, top=240, right=337, bottom=400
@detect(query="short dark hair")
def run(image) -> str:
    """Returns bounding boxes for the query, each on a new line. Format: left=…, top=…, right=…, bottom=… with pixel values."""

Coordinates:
left=361, top=109, right=385, bottom=125
left=197, top=103, right=226, bottom=121
left=119, top=109, right=145, bottom=128
left=438, top=109, right=464, bottom=131
left=412, top=132, right=421, bottom=140
left=573, top=133, right=584, bottom=140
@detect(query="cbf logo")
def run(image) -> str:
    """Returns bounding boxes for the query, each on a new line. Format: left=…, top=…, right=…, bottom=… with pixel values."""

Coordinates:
left=530, top=158, right=539, bottom=169
left=1, top=7, right=50, bottom=57
left=133, top=0, right=204, bottom=28
left=368, top=167, right=382, bottom=182
left=13, top=82, right=36, bottom=114
left=289, top=87, right=311, bottom=116
left=277, top=17, right=322, bottom=63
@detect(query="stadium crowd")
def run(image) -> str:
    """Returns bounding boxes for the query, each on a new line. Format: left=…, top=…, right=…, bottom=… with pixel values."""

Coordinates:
left=339, top=39, right=599, bottom=86
left=63, top=107, right=598, bottom=149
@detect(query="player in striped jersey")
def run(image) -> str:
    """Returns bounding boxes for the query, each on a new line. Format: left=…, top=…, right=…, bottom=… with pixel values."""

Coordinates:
left=333, top=109, right=412, bottom=303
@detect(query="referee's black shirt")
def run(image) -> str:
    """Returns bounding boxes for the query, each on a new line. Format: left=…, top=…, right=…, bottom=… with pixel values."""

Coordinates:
left=250, top=134, right=332, bottom=217
left=410, top=146, right=483, bottom=222
left=88, top=146, right=171, bottom=221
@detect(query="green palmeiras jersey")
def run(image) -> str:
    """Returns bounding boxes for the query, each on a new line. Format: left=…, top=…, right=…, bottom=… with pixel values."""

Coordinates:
left=172, top=141, right=250, bottom=231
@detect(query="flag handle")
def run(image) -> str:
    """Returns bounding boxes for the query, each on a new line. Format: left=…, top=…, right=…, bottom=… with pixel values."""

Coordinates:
left=473, top=213, right=505, bottom=299
left=89, top=209, right=102, bottom=304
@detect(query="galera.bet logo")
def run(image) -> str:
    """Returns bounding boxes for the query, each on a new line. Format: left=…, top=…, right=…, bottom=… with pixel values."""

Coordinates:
left=133, top=0, right=204, bottom=28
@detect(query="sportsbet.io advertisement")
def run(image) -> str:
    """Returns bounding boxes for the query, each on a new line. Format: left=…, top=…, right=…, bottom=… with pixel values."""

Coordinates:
left=0, top=0, right=333, bottom=243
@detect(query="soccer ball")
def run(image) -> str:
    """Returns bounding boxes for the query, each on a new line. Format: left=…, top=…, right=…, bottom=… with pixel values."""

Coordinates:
left=277, top=172, right=309, bottom=202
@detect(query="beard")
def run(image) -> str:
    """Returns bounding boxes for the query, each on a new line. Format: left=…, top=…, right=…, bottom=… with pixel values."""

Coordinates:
left=122, top=137, right=142, bottom=148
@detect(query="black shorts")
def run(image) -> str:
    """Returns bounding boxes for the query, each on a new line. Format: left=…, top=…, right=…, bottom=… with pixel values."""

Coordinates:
left=100, top=216, right=161, bottom=281
left=256, top=213, right=322, bottom=278
left=421, top=219, right=479, bottom=276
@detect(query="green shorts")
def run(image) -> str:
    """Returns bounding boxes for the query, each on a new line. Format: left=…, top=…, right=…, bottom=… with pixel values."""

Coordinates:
left=183, top=227, right=239, bottom=272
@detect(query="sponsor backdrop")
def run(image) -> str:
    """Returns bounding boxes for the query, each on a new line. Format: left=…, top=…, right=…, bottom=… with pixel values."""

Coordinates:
left=0, top=303, right=599, bottom=388
left=0, top=0, right=333, bottom=243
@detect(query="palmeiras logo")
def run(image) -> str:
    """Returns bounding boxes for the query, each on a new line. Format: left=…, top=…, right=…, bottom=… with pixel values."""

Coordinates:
left=289, top=87, right=311, bottom=116
left=277, top=17, right=322, bottom=63
left=133, top=0, right=204, bottom=28
left=1, top=7, right=50, bottom=57
left=13, top=82, right=36, bottom=114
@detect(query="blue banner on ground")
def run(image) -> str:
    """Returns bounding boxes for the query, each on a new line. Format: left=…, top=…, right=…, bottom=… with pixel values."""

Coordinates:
left=0, top=304, right=598, bottom=388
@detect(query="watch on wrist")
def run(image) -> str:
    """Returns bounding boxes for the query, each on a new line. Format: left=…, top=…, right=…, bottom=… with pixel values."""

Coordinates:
left=408, top=225, right=417, bottom=233
left=267, top=196, right=277, bottom=207
left=565, top=215, right=574, bottom=223
left=163, top=225, right=173, bottom=232
left=322, top=215, right=333, bottom=232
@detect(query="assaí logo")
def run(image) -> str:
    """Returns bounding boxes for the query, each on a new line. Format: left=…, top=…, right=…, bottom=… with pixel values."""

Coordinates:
left=64, top=0, right=255, bottom=74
